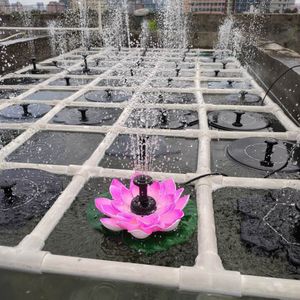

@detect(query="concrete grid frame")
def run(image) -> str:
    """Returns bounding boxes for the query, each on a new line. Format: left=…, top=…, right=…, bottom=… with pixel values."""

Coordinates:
left=0, top=46, right=299, bottom=299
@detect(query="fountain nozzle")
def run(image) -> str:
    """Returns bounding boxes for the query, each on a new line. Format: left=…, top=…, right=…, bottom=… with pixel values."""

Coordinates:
left=260, top=139, right=278, bottom=167
left=214, top=70, right=220, bottom=77
left=78, top=108, right=88, bottom=121
left=141, top=47, right=147, bottom=57
left=158, top=94, right=164, bottom=103
left=227, top=80, right=234, bottom=87
left=239, top=90, right=248, bottom=100
left=64, top=77, right=71, bottom=86
left=95, top=58, right=100, bottom=67
left=31, top=57, right=38, bottom=74
left=167, top=78, right=173, bottom=87
left=105, top=89, right=112, bottom=98
left=20, top=104, right=31, bottom=117
left=0, top=180, right=16, bottom=201
left=131, top=175, right=157, bottom=216
left=160, top=109, right=168, bottom=125
left=82, top=54, right=90, bottom=74
left=232, top=111, right=245, bottom=127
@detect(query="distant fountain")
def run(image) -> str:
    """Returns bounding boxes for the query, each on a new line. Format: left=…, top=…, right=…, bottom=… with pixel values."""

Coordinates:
left=102, top=0, right=130, bottom=48
left=160, top=0, right=187, bottom=49
left=21, top=11, right=35, bottom=56
left=140, top=19, right=150, bottom=49
left=214, top=16, right=246, bottom=62
left=127, top=99, right=161, bottom=172
left=215, top=17, right=234, bottom=59
left=123, top=0, right=131, bottom=48
left=215, top=8, right=267, bottom=64
left=78, top=0, right=90, bottom=51
left=47, top=21, right=68, bottom=57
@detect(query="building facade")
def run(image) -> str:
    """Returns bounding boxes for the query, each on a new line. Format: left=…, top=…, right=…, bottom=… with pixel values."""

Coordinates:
left=70, top=0, right=107, bottom=12
left=183, top=0, right=227, bottom=14
left=47, top=1, right=65, bottom=13
left=127, top=0, right=158, bottom=13
left=269, top=0, right=295, bottom=12
left=36, top=2, right=45, bottom=11
left=0, top=0, right=9, bottom=14
left=233, top=0, right=271, bottom=13
left=10, top=1, right=24, bottom=12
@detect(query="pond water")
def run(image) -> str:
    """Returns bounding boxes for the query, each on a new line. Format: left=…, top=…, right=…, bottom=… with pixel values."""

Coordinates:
left=6, top=131, right=105, bottom=165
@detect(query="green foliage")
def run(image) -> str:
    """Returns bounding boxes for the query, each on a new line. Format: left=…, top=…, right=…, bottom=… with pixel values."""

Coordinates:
left=148, top=19, right=158, bottom=32
left=87, top=193, right=197, bottom=254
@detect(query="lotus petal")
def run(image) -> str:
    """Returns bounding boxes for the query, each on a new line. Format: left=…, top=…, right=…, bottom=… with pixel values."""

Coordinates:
left=162, top=178, right=176, bottom=195
left=175, top=195, right=190, bottom=210
left=160, top=210, right=184, bottom=226
left=95, top=198, right=120, bottom=217
left=162, top=219, right=181, bottom=232
left=148, top=181, right=161, bottom=200
left=101, top=218, right=122, bottom=231
left=129, top=229, right=151, bottom=239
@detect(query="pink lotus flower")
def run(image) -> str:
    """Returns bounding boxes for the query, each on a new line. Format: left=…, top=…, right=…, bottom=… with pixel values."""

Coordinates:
left=95, top=176, right=189, bottom=239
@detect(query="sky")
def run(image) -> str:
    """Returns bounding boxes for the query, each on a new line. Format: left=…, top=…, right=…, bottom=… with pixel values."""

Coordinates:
left=10, top=0, right=51, bottom=4
left=9, top=0, right=300, bottom=6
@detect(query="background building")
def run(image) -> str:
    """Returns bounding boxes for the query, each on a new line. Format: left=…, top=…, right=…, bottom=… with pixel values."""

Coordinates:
left=233, top=0, right=271, bottom=13
left=10, top=1, right=24, bottom=12
left=47, top=1, right=65, bottom=13
left=183, top=0, right=227, bottom=14
left=127, top=0, right=158, bottom=13
left=36, top=2, right=45, bottom=11
left=0, top=0, right=10, bottom=13
left=269, top=0, right=296, bottom=12
left=70, top=0, right=107, bottom=12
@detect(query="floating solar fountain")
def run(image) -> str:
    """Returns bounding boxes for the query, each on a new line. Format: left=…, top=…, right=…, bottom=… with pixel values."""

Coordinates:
left=80, top=89, right=132, bottom=103
left=211, top=137, right=299, bottom=179
left=204, top=91, right=262, bottom=105
left=0, top=104, right=52, bottom=122
left=52, top=107, right=122, bottom=126
left=205, top=80, right=252, bottom=89
left=0, top=168, right=63, bottom=226
left=127, top=109, right=199, bottom=130
left=227, top=138, right=299, bottom=173
left=207, top=110, right=285, bottom=131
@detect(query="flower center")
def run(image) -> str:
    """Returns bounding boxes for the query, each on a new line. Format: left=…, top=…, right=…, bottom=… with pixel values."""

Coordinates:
left=130, top=175, right=157, bottom=216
